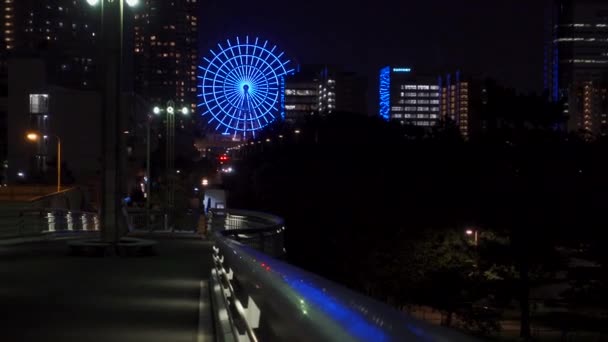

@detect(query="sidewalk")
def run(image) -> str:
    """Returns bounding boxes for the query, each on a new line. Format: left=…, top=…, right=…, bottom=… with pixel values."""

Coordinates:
left=0, top=236, right=215, bottom=342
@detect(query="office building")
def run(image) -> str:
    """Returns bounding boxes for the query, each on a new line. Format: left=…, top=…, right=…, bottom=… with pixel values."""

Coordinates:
left=379, top=67, right=441, bottom=127
left=439, top=71, right=486, bottom=139
left=285, top=65, right=367, bottom=122
left=318, top=67, right=367, bottom=115
left=440, top=72, right=470, bottom=138
left=547, top=0, right=608, bottom=137
left=284, top=67, right=320, bottom=122
left=133, top=0, right=200, bottom=115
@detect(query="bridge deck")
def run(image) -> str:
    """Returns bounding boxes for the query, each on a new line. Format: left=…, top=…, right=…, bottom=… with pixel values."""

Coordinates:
left=0, top=236, right=214, bottom=342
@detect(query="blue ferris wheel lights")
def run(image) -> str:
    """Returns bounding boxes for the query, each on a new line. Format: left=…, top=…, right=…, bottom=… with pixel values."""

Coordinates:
left=198, top=36, right=295, bottom=138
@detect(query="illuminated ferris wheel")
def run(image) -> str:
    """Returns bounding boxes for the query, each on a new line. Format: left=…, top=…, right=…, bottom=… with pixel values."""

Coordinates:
left=198, top=36, right=294, bottom=138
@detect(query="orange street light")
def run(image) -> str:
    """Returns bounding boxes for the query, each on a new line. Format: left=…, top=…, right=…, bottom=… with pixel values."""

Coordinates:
left=26, top=131, right=61, bottom=192
left=26, top=132, right=40, bottom=142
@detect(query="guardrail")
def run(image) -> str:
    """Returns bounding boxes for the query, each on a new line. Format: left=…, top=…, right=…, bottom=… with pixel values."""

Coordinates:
left=0, top=209, right=99, bottom=239
left=210, top=209, right=475, bottom=342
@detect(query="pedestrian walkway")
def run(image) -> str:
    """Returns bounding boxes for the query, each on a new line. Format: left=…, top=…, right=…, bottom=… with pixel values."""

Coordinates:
left=0, top=236, right=215, bottom=342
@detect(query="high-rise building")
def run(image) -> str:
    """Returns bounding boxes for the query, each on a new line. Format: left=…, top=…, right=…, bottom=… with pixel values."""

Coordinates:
left=548, top=0, right=608, bottom=137
left=285, top=65, right=367, bottom=122
left=318, top=67, right=367, bottom=115
left=284, top=66, right=320, bottom=122
left=1, top=1, right=103, bottom=185
left=379, top=66, right=441, bottom=127
left=1, top=0, right=100, bottom=90
left=439, top=71, right=487, bottom=140
left=133, top=0, right=199, bottom=115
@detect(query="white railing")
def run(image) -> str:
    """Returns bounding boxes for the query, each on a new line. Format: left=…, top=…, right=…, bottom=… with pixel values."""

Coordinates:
left=0, top=209, right=99, bottom=239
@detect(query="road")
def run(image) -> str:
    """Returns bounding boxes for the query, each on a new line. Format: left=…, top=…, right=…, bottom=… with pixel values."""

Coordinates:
left=0, top=236, right=214, bottom=342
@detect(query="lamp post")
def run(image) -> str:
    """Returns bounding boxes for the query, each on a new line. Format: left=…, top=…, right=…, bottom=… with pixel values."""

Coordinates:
left=465, top=228, right=479, bottom=247
left=150, top=101, right=189, bottom=230
left=26, top=132, right=61, bottom=192
left=85, top=0, right=139, bottom=243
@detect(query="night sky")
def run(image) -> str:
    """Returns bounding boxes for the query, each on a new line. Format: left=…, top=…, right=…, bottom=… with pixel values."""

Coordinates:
left=200, top=0, right=552, bottom=96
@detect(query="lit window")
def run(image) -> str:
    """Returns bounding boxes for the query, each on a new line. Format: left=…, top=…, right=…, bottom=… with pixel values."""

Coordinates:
left=29, top=94, right=49, bottom=114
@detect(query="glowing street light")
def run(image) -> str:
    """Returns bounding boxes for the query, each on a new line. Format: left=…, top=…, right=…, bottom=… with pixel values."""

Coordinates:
left=465, top=228, right=479, bottom=246
left=26, top=132, right=39, bottom=142
left=86, top=0, right=138, bottom=7
left=146, top=101, right=189, bottom=226
left=201, top=178, right=209, bottom=187
left=26, top=131, right=62, bottom=192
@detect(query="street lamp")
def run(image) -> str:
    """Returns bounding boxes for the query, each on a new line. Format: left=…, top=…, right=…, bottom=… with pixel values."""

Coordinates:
left=147, top=101, right=189, bottom=230
left=465, top=229, right=479, bottom=246
left=26, top=131, right=61, bottom=192
left=86, top=0, right=138, bottom=7
left=85, top=0, right=141, bottom=242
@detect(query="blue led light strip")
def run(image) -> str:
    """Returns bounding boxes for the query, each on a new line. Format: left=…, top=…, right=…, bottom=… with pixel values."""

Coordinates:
left=379, top=66, right=391, bottom=121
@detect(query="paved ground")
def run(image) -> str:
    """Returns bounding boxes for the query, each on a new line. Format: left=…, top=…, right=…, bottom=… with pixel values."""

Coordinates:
left=0, top=236, right=215, bottom=342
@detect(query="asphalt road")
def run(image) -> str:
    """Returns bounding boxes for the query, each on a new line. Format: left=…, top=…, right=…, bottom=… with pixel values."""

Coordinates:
left=0, top=237, right=215, bottom=342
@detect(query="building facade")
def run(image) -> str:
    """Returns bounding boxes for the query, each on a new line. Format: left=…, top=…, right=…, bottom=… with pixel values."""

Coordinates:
left=1, top=0, right=100, bottom=90
left=318, top=67, right=367, bottom=115
left=440, top=72, right=470, bottom=138
left=6, top=59, right=102, bottom=186
left=284, top=66, right=320, bottom=122
left=379, top=67, right=441, bottom=127
left=0, top=1, right=104, bottom=185
left=285, top=65, right=367, bottom=122
left=438, top=71, right=487, bottom=139
left=133, top=0, right=199, bottom=115
left=548, top=0, right=608, bottom=137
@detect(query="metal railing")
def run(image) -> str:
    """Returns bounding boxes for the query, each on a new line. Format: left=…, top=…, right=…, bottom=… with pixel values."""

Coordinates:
left=0, top=208, right=99, bottom=239
left=125, top=208, right=166, bottom=232
left=210, top=209, right=475, bottom=342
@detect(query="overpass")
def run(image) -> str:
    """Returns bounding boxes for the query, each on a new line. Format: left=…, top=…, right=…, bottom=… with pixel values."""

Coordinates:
left=0, top=207, right=474, bottom=341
